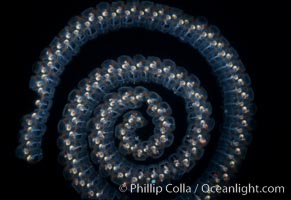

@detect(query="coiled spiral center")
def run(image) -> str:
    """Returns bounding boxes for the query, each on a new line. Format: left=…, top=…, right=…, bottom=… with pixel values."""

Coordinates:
left=58, top=56, right=213, bottom=196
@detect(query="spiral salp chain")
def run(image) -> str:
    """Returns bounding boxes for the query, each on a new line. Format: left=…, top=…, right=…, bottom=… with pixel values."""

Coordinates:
left=17, top=1, right=255, bottom=199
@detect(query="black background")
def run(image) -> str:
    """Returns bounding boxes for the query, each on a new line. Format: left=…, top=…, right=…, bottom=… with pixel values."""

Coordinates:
left=4, top=0, right=290, bottom=199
